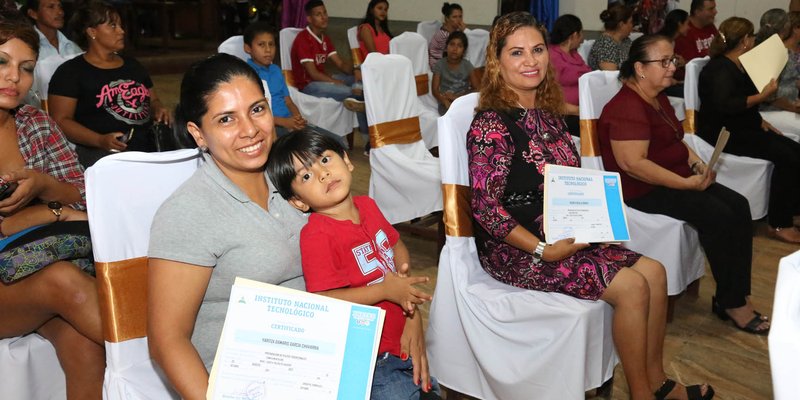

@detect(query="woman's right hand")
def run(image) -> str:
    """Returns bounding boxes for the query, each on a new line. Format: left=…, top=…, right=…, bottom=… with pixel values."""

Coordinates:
left=98, top=132, right=128, bottom=152
left=541, top=238, right=590, bottom=262
left=759, top=79, right=779, bottom=101
left=683, top=173, right=714, bottom=191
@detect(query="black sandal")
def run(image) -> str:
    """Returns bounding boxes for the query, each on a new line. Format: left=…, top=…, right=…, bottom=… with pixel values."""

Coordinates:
left=712, top=296, right=770, bottom=335
left=654, top=378, right=715, bottom=400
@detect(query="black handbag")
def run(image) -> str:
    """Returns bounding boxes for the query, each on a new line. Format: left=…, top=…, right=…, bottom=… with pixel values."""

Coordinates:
left=151, top=122, right=197, bottom=152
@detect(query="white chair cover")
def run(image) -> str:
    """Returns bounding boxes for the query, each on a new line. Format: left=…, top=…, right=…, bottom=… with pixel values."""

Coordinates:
left=86, top=149, right=203, bottom=400
left=346, top=26, right=359, bottom=63
left=277, top=28, right=357, bottom=139
left=0, top=334, right=65, bottom=399
left=579, top=71, right=705, bottom=295
left=759, top=111, right=800, bottom=142
left=577, top=39, right=595, bottom=64
left=426, top=93, right=617, bottom=400
left=389, top=32, right=440, bottom=144
left=416, top=20, right=442, bottom=44
left=216, top=35, right=248, bottom=61
left=682, top=57, right=774, bottom=219
left=629, top=32, right=644, bottom=41
left=770, top=250, right=800, bottom=400
left=361, top=53, right=442, bottom=224
left=464, top=28, right=489, bottom=68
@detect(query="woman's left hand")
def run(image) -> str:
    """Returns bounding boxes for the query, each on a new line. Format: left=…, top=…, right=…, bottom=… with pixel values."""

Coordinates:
left=0, top=169, right=44, bottom=215
left=761, top=119, right=783, bottom=135
left=400, top=312, right=433, bottom=393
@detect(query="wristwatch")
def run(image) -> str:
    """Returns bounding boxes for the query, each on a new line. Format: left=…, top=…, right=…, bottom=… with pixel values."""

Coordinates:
left=48, top=201, right=63, bottom=221
left=532, top=241, right=547, bottom=264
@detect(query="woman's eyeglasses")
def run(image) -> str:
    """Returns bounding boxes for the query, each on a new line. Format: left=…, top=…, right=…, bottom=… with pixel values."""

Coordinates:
left=640, top=55, right=679, bottom=68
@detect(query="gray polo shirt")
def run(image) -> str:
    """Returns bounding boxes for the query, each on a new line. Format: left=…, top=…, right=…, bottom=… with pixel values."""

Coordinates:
left=149, top=152, right=307, bottom=368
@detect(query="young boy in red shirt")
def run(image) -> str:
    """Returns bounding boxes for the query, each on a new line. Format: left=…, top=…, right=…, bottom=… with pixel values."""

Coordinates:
left=266, top=131, right=441, bottom=399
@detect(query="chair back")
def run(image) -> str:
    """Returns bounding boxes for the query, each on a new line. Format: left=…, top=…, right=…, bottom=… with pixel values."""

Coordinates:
left=683, top=56, right=710, bottom=134
left=770, top=250, right=800, bottom=400
left=347, top=26, right=361, bottom=67
left=361, top=52, right=442, bottom=223
left=416, top=20, right=442, bottom=43
left=390, top=32, right=432, bottom=96
left=577, top=39, right=595, bottom=64
left=86, top=149, right=202, bottom=399
left=279, top=27, right=303, bottom=87
left=217, top=35, right=248, bottom=61
left=464, top=28, right=489, bottom=68
left=578, top=70, right=622, bottom=169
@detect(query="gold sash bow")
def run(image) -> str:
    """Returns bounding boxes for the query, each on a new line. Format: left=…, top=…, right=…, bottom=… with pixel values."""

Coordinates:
left=682, top=109, right=696, bottom=134
left=96, top=257, right=149, bottom=342
left=442, top=184, right=473, bottom=237
left=579, top=119, right=601, bottom=157
left=369, top=116, right=423, bottom=148
left=415, top=74, right=429, bottom=96
left=282, top=70, right=296, bottom=88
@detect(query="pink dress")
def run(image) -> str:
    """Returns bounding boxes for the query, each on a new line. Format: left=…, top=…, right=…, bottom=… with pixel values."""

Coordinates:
left=548, top=45, right=591, bottom=106
left=358, top=23, right=390, bottom=60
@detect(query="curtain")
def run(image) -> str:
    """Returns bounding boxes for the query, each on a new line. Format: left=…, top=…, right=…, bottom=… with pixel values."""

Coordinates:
left=530, top=0, right=558, bottom=31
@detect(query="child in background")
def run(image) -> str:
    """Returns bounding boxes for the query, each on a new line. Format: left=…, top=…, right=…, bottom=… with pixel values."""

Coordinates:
left=431, top=31, right=480, bottom=115
left=243, top=22, right=347, bottom=147
left=267, top=131, right=441, bottom=400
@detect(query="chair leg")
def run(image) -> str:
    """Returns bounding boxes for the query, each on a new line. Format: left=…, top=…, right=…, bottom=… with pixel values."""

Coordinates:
left=347, top=131, right=355, bottom=150
left=442, top=386, right=476, bottom=400
left=686, top=279, right=700, bottom=297
left=594, top=375, right=614, bottom=399
left=667, top=295, right=677, bottom=323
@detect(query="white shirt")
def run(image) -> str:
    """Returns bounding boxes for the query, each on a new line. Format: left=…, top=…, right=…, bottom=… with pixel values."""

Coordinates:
left=35, top=26, right=82, bottom=60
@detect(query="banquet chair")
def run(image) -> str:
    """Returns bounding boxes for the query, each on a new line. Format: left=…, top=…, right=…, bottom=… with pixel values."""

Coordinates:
left=0, top=335, right=65, bottom=399
left=578, top=70, right=705, bottom=306
left=416, top=20, right=442, bottom=43
left=464, top=28, right=489, bottom=83
left=360, top=53, right=442, bottom=224
left=577, top=39, right=595, bottom=64
left=85, top=149, right=203, bottom=400
left=216, top=35, right=248, bottom=61
left=346, top=26, right=362, bottom=68
left=276, top=28, right=358, bottom=143
left=389, top=32, right=441, bottom=148
left=770, top=250, right=800, bottom=400
left=682, top=56, right=774, bottom=220
left=426, top=93, right=617, bottom=400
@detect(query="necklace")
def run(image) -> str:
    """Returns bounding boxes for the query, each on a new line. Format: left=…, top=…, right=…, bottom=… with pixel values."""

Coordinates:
left=517, top=102, right=550, bottom=141
left=654, top=103, right=681, bottom=139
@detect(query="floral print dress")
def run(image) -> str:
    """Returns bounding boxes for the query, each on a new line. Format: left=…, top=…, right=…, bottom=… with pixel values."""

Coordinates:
left=467, top=107, right=641, bottom=300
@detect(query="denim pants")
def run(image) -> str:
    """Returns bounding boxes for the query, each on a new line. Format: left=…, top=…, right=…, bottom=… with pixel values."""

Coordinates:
left=370, top=353, right=441, bottom=400
left=301, top=73, right=368, bottom=134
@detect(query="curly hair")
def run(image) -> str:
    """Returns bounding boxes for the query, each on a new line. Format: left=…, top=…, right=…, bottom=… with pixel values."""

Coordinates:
left=478, top=12, right=564, bottom=116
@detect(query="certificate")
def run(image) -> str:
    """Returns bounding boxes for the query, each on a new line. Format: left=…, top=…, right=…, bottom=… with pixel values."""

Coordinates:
left=207, top=277, right=385, bottom=400
left=739, top=33, right=788, bottom=93
left=543, top=164, right=630, bottom=243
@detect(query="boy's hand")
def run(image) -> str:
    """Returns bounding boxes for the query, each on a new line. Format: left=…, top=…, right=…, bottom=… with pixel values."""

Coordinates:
left=292, top=115, right=307, bottom=130
left=382, top=271, right=431, bottom=314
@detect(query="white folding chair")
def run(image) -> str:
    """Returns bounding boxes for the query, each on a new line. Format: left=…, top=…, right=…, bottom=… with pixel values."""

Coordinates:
left=277, top=28, right=357, bottom=139
left=426, top=93, right=617, bottom=400
left=682, top=57, right=774, bottom=220
left=389, top=32, right=440, bottom=147
left=361, top=53, right=442, bottom=224
left=0, top=335, right=65, bottom=399
left=216, top=35, right=249, bottom=61
left=579, top=70, right=705, bottom=298
left=86, top=149, right=203, bottom=400
left=463, top=28, right=489, bottom=68
left=770, top=250, right=800, bottom=400
left=577, top=39, right=595, bottom=64
left=416, top=20, right=442, bottom=44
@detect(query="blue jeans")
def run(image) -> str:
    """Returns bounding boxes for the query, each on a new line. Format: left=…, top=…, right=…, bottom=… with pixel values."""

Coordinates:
left=370, top=353, right=441, bottom=400
left=301, top=73, right=368, bottom=134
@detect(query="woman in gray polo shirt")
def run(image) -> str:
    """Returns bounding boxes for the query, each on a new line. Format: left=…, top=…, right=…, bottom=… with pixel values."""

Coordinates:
left=147, top=54, right=309, bottom=398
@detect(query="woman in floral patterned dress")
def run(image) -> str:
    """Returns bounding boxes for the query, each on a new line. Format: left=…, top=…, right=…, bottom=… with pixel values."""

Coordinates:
left=467, top=12, right=714, bottom=400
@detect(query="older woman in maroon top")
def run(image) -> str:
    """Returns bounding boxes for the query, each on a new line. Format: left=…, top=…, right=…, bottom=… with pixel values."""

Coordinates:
left=598, top=34, right=766, bottom=336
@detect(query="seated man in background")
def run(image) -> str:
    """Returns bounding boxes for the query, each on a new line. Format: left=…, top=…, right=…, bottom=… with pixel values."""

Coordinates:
left=674, top=0, right=717, bottom=78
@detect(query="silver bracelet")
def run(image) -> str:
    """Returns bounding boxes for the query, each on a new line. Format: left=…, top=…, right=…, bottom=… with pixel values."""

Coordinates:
left=532, top=241, right=547, bottom=264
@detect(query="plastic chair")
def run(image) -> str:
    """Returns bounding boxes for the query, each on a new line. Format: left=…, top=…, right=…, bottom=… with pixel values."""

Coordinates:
left=276, top=28, right=358, bottom=139
left=577, top=39, right=595, bottom=64
left=389, top=32, right=441, bottom=147
left=416, top=20, right=442, bottom=44
left=579, top=70, right=705, bottom=298
left=426, top=93, right=617, bottom=400
left=770, top=249, right=800, bottom=400
left=360, top=53, right=442, bottom=224
left=682, top=57, right=774, bottom=220
left=85, top=149, right=203, bottom=400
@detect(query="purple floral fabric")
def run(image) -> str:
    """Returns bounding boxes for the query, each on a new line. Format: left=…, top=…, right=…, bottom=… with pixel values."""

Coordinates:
left=467, top=108, right=641, bottom=300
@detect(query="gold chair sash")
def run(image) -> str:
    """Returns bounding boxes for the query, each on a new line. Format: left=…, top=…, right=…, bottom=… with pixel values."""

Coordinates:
left=579, top=119, right=601, bottom=157
left=351, top=48, right=362, bottom=68
left=96, top=257, right=149, bottom=342
left=442, top=184, right=473, bottom=237
left=40, top=99, right=49, bottom=114
left=369, top=116, right=423, bottom=148
left=415, top=74, right=429, bottom=96
left=682, top=109, right=696, bottom=134
left=282, top=70, right=296, bottom=88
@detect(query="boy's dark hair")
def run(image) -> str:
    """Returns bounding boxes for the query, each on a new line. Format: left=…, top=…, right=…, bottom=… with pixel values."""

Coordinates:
left=305, top=0, right=324, bottom=15
left=243, top=21, right=276, bottom=46
left=267, top=130, right=347, bottom=200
